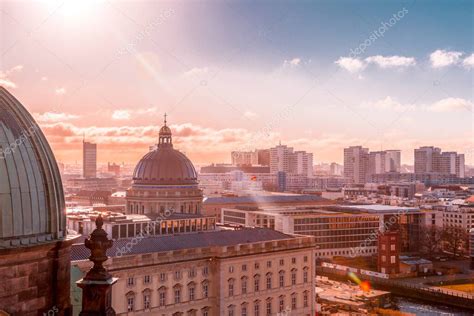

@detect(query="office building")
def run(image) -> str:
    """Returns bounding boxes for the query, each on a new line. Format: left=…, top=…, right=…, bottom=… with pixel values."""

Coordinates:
left=83, top=140, right=97, bottom=178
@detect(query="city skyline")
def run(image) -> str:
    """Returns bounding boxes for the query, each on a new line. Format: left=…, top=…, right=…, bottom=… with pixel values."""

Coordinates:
left=0, top=1, right=472, bottom=165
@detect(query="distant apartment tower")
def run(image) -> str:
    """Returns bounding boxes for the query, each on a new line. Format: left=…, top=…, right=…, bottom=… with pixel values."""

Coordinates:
left=83, top=140, right=97, bottom=178
left=344, top=146, right=369, bottom=184
left=256, top=149, right=270, bottom=166
left=231, top=150, right=258, bottom=165
left=270, top=144, right=293, bottom=173
left=369, top=150, right=401, bottom=175
left=414, top=146, right=441, bottom=173
left=270, top=144, right=313, bottom=177
left=414, top=146, right=465, bottom=177
left=330, top=162, right=343, bottom=176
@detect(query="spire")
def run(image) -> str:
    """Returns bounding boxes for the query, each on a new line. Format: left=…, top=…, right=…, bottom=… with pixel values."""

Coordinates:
left=164, top=113, right=167, bottom=126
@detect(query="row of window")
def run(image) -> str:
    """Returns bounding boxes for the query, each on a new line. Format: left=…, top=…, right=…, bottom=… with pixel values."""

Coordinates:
left=226, top=292, right=309, bottom=316
left=126, top=281, right=209, bottom=311
left=229, top=257, right=308, bottom=274
left=127, top=267, right=209, bottom=286
left=228, top=268, right=309, bottom=296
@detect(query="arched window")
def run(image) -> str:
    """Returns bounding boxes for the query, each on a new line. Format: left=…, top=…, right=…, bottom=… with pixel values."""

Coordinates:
left=253, top=274, right=260, bottom=292
left=303, top=290, right=309, bottom=308
left=227, top=304, right=235, bottom=316
left=278, top=295, right=285, bottom=312
left=142, top=288, right=152, bottom=310
left=253, top=300, right=260, bottom=316
left=265, top=272, right=272, bottom=290
left=126, top=291, right=135, bottom=312
left=241, top=302, right=248, bottom=316
left=202, top=280, right=209, bottom=298
left=291, top=292, right=297, bottom=310
left=303, top=267, right=309, bottom=283
left=174, top=284, right=182, bottom=304
left=188, top=281, right=196, bottom=301
left=278, top=270, right=285, bottom=288
left=228, top=278, right=235, bottom=296
left=265, top=298, right=272, bottom=316
left=241, top=276, right=248, bottom=294
left=158, top=286, right=167, bottom=307
left=291, top=268, right=297, bottom=285
left=201, top=306, right=211, bottom=316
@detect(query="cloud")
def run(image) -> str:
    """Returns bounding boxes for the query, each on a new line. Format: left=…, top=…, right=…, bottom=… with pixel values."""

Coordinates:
left=34, top=112, right=80, bottom=123
left=365, top=55, right=416, bottom=68
left=283, top=58, right=301, bottom=67
left=335, top=57, right=365, bottom=73
left=243, top=111, right=258, bottom=119
left=429, top=98, right=472, bottom=112
left=0, top=64, right=23, bottom=89
left=41, top=76, right=48, bottom=81
left=361, top=96, right=413, bottom=112
left=183, top=67, right=209, bottom=77
left=429, top=49, right=463, bottom=68
left=0, top=79, right=17, bottom=89
left=55, top=87, right=66, bottom=95
left=463, top=53, right=474, bottom=69
left=112, top=110, right=131, bottom=120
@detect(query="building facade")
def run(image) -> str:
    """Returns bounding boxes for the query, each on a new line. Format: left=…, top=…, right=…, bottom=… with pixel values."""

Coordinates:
left=126, top=118, right=203, bottom=216
left=82, top=140, right=97, bottom=178
left=414, top=146, right=465, bottom=177
left=344, top=146, right=369, bottom=184
left=71, top=229, right=317, bottom=316
left=0, top=87, right=77, bottom=315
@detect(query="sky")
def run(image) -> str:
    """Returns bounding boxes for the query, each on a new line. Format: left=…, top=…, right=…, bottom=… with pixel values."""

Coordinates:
left=0, top=0, right=473, bottom=165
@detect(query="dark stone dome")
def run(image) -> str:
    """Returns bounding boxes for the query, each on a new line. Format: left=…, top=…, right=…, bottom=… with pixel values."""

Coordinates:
left=0, top=87, right=66, bottom=248
left=133, top=148, right=198, bottom=185
left=132, top=116, right=197, bottom=185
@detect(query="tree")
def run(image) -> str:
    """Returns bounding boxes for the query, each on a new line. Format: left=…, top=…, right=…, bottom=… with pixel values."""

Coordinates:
left=441, top=225, right=469, bottom=258
left=419, top=225, right=443, bottom=257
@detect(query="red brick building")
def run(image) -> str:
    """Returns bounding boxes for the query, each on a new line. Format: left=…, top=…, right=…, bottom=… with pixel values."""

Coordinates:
left=377, top=231, right=400, bottom=274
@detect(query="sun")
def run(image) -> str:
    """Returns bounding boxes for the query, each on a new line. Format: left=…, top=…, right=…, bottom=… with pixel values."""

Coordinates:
left=42, top=0, right=104, bottom=20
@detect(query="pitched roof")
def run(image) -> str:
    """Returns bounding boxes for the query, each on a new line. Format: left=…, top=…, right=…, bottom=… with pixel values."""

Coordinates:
left=70, top=228, right=292, bottom=261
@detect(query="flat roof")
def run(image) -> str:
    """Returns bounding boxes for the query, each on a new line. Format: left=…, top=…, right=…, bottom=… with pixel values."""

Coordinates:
left=341, top=205, right=420, bottom=213
left=203, top=194, right=329, bottom=204
left=70, top=228, right=292, bottom=261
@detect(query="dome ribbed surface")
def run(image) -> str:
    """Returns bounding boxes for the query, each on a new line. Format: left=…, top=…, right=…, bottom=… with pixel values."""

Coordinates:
left=0, top=87, right=65, bottom=248
left=133, top=147, right=198, bottom=185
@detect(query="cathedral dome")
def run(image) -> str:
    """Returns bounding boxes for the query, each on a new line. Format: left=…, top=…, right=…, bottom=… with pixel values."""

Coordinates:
left=132, top=116, right=198, bottom=185
left=0, top=87, right=66, bottom=248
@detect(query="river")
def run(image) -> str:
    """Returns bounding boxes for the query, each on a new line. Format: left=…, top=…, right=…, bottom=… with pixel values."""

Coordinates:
left=392, top=296, right=473, bottom=316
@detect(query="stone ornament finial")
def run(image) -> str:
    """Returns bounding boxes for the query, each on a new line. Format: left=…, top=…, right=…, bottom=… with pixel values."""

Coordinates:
left=77, top=213, right=117, bottom=315
left=83, top=214, right=113, bottom=281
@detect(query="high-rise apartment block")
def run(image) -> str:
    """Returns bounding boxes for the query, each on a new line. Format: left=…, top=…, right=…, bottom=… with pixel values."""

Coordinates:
left=231, top=149, right=270, bottom=166
left=270, top=144, right=313, bottom=177
left=369, top=150, right=401, bottom=175
left=414, top=146, right=465, bottom=177
left=83, top=140, right=97, bottom=178
left=344, top=146, right=369, bottom=184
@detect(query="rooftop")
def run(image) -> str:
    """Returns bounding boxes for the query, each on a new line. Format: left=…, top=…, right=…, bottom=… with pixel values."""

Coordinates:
left=203, top=194, right=329, bottom=204
left=70, top=228, right=292, bottom=261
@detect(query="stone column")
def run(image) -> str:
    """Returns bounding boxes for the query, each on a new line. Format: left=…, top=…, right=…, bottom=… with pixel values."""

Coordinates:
left=76, top=215, right=118, bottom=316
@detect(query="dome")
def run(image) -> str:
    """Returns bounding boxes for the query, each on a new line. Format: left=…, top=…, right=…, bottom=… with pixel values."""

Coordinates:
left=0, top=87, right=66, bottom=248
left=132, top=116, right=198, bottom=185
